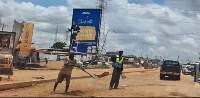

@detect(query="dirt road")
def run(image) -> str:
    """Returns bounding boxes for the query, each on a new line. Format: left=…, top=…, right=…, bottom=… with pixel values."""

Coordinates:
left=0, top=67, right=200, bottom=97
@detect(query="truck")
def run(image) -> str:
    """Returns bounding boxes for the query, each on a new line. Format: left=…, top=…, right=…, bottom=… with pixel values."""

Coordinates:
left=160, top=60, right=181, bottom=80
left=0, top=31, right=16, bottom=76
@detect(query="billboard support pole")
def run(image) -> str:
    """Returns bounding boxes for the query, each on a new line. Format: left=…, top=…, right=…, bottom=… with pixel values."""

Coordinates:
left=97, top=0, right=107, bottom=56
left=196, top=53, right=200, bottom=83
left=195, top=64, right=199, bottom=83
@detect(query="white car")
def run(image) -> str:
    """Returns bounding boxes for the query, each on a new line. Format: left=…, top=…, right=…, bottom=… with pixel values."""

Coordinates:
left=181, top=65, right=186, bottom=71
left=182, top=65, right=194, bottom=75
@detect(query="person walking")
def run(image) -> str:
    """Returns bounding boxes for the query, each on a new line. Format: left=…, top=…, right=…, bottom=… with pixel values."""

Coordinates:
left=109, top=51, right=124, bottom=90
left=52, top=51, right=78, bottom=94
left=45, top=58, right=48, bottom=66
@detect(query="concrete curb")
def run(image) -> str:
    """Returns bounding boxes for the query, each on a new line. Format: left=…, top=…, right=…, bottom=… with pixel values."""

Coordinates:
left=0, top=79, right=56, bottom=91
left=0, top=75, right=93, bottom=91
left=0, top=71, right=111, bottom=91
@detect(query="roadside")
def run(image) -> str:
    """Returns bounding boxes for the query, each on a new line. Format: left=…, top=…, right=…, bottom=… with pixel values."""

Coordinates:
left=0, top=61, right=200, bottom=97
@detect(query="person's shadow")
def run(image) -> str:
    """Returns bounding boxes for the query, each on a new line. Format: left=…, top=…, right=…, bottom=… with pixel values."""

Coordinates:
left=67, top=90, right=84, bottom=96
left=53, top=90, right=84, bottom=96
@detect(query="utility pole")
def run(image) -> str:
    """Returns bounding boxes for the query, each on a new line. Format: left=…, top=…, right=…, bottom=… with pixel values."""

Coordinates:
left=102, top=29, right=116, bottom=54
left=177, top=56, right=179, bottom=61
left=53, top=25, right=58, bottom=48
left=0, top=14, right=8, bottom=31
left=97, top=0, right=107, bottom=56
left=2, top=23, right=8, bottom=31
left=0, top=14, right=2, bottom=28
left=141, top=44, right=145, bottom=58
left=66, top=30, right=70, bottom=45
left=53, top=25, right=58, bottom=43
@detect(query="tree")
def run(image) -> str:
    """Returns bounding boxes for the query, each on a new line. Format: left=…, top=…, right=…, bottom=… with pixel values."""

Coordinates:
left=51, top=42, right=67, bottom=49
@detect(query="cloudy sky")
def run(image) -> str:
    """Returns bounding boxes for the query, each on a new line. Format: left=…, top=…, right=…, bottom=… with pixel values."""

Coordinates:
left=0, top=0, right=200, bottom=63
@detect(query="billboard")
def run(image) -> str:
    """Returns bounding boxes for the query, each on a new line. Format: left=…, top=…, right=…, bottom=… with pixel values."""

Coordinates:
left=70, top=9, right=101, bottom=54
left=0, top=31, right=16, bottom=75
left=19, top=23, right=34, bottom=57
left=12, top=20, right=24, bottom=51
left=0, top=32, right=16, bottom=54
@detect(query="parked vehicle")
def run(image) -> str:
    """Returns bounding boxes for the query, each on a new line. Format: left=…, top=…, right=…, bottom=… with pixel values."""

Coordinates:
left=160, top=60, right=181, bottom=80
left=181, top=65, right=186, bottom=72
left=182, top=65, right=194, bottom=75
left=83, top=60, right=92, bottom=66
left=91, top=60, right=102, bottom=65
left=191, top=68, right=195, bottom=77
left=152, top=62, right=159, bottom=68
left=191, top=65, right=199, bottom=77
left=83, top=60, right=102, bottom=66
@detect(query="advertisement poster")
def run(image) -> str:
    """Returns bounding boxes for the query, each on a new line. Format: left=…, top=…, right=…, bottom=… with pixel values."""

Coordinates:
left=0, top=32, right=15, bottom=53
left=70, top=9, right=101, bottom=54
left=19, top=23, right=34, bottom=57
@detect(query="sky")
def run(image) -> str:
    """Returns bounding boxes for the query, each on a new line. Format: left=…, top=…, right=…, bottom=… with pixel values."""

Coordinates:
left=0, top=0, right=200, bottom=63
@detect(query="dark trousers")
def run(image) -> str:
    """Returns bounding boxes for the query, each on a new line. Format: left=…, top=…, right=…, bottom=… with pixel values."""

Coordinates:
left=110, top=69, right=121, bottom=88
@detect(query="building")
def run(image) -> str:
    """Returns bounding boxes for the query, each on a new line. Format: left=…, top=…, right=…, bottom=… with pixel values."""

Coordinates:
left=104, top=51, right=118, bottom=57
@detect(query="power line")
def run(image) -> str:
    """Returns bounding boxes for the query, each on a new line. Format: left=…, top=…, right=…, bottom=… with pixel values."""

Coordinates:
left=11, top=0, right=94, bottom=20
left=22, top=4, right=199, bottom=24
left=9, top=1, right=200, bottom=29
left=53, top=25, right=58, bottom=43
left=107, top=2, right=200, bottom=12
left=106, top=31, right=200, bottom=38
left=106, top=1, right=200, bottom=9
left=105, top=10, right=200, bottom=24
left=3, top=1, right=200, bottom=24
left=13, top=2, right=98, bottom=21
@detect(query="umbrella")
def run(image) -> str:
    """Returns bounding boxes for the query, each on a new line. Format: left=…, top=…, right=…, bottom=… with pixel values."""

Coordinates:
left=15, top=44, right=36, bottom=51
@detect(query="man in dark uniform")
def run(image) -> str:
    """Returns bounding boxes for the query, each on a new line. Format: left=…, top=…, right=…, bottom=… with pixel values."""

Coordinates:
left=109, top=51, right=124, bottom=90
left=68, top=21, right=80, bottom=50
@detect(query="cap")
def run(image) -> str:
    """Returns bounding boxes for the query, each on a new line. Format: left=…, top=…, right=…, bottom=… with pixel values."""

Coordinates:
left=119, top=51, right=123, bottom=53
left=69, top=50, right=74, bottom=53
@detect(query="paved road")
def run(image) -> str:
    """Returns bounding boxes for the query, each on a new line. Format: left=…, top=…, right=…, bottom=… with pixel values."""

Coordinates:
left=0, top=67, right=199, bottom=97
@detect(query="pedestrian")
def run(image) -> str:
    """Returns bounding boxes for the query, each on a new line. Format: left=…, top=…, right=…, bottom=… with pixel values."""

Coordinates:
left=52, top=51, right=78, bottom=94
left=109, top=51, right=124, bottom=90
left=45, top=58, right=48, bottom=64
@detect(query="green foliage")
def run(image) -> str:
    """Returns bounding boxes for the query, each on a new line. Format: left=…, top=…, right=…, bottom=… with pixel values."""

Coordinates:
left=94, top=65, right=110, bottom=69
left=126, top=64, right=140, bottom=68
left=51, top=42, right=67, bottom=49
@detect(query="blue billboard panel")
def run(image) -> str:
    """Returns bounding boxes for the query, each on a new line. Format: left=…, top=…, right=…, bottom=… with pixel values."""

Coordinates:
left=70, top=9, right=101, bottom=54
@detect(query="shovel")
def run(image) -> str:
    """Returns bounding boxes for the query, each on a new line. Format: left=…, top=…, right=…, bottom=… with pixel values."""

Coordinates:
left=76, top=66, right=109, bottom=78
left=76, top=66, right=98, bottom=78
left=121, top=72, right=126, bottom=79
